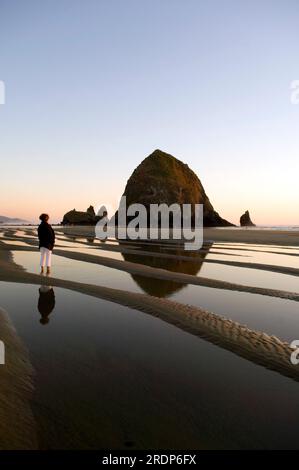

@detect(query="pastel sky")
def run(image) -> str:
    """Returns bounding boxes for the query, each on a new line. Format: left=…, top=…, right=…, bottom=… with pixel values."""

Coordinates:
left=0, top=0, right=298, bottom=225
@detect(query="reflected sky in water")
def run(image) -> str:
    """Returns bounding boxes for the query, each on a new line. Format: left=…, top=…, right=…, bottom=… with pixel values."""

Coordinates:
left=12, top=251, right=143, bottom=294
left=1, top=281, right=299, bottom=449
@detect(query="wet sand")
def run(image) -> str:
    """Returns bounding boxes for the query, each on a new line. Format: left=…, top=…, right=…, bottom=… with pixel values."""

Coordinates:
left=1, top=240, right=299, bottom=302
left=0, top=307, right=37, bottom=449
left=0, top=232, right=299, bottom=384
left=1, top=227, right=299, bottom=449
left=54, top=225, right=299, bottom=247
left=204, top=228, right=299, bottom=246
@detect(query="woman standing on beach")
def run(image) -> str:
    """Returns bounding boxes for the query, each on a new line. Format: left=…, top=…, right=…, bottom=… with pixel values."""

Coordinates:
left=38, top=213, right=55, bottom=275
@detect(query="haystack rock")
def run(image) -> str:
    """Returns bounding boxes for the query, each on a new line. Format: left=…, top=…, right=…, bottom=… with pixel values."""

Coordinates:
left=119, top=149, right=233, bottom=227
left=240, top=210, right=255, bottom=227
left=61, top=205, right=101, bottom=225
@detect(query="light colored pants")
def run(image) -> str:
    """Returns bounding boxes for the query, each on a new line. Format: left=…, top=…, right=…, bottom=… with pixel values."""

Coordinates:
left=40, top=247, right=52, bottom=267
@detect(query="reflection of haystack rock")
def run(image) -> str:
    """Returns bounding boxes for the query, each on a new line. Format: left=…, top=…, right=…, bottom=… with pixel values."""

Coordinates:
left=61, top=205, right=101, bottom=225
left=120, top=242, right=212, bottom=297
left=38, top=286, right=55, bottom=325
left=0, top=308, right=37, bottom=449
left=119, top=149, right=233, bottom=227
left=60, top=227, right=96, bottom=243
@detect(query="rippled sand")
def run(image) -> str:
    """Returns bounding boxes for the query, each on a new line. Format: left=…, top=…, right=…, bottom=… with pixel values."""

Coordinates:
left=1, top=226, right=299, bottom=449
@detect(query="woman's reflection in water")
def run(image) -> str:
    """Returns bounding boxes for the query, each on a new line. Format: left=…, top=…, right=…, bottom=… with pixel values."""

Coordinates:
left=38, top=286, right=55, bottom=325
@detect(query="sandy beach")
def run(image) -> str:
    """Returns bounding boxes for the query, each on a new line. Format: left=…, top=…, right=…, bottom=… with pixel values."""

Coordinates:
left=52, top=225, right=299, bottom=246
left=1, top=227, right=299, bottom=365
left=2, top=0, right=299, bottom=455
left=0, top=228, right=298, bottom=389
left=204, top=228, right=299, bottom=246
left=1, top=226, right=299, bottom=449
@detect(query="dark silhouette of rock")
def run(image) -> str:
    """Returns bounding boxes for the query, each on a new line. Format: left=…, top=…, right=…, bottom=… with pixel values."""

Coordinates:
left=117, top=149, right=233, bottom=227
left=240, top=210, right=256, bottom=227
left=61, top=206, right=101, bottom=225
left=119, top=240, right=213, bottom=297
left=86, top=205, right=96, bottom=218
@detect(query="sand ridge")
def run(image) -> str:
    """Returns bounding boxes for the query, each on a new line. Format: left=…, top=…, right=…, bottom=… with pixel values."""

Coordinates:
left=1, top=241, right=298, bottom=302
left=0, top=241, right=299, bottom=384
left=0, top=307, right=38, bottom=449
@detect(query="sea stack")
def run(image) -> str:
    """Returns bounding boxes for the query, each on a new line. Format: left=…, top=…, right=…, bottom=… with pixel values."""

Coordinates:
left=61, top=205, right=101, bottom=225
left=120, top=149, right=233, bottom=227
left=240, top=210, right=256, bottom=227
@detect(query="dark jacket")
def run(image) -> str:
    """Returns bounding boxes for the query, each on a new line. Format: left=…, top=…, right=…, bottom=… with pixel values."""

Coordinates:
left=38, top=222, right=55, bottom=250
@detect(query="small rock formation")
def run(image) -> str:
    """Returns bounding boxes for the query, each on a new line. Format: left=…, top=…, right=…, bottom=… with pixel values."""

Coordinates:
left=61, top=206, right=102, bottom=225
left=240, top=210, right=255, bottom=227
left=117, top=149, right=234, bottom=227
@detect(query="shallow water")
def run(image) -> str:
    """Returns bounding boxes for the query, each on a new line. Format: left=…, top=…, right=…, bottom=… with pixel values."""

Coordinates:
left=54, top=239, right=92, bottom=249
left=12, top=251, right=143, bottom=293
left=198, top=259, right=299, bottom=292
left=171, top=284, right=299, bottom=342
left=12, top=250, right=299, bottom=341
left=14, top=230, right=37, bottom=239
left=1, top=281, right=299, bottom=449
left=214, top=242, right=299, bottom=251
left=118, top=247, right=299, bottom=292
left=0, top=239, right=32, bottom=247
left=61, top=246, right=127, bottom=261
left=2, top=229, right=299, bottom=449
left=206, top=250, right=299, bottom=270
